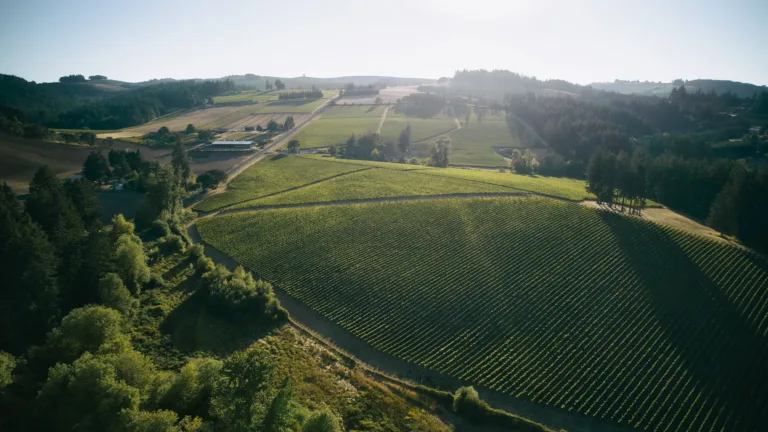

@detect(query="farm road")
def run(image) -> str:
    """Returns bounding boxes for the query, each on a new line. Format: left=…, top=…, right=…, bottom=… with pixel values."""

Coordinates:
left=376, top=105, right=390, bottom=134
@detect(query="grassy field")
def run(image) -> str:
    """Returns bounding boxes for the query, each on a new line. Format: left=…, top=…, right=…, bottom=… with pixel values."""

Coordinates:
left=379, top=117, right=456, bottom=147
left=214, top=89, right=337, bottom=104
left=419, top=167, right=596, bottom=201
left=193, top=155, right=367, bottom=211
left=231, top=168, right=517, bottom=208
left=291, top=117, right=381, bottom=149
left=448, top=120, right=523, bottom=166
left=320, top=105, right=385, bottom=118
left=199, top=197, right=768, bottom=432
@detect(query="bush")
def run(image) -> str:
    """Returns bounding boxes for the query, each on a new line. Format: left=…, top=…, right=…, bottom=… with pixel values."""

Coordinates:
left=160, top=234, right=186, bottom=255
left=152, top=220, right=171, bottom=238
left=199, top=265, right=287, bottom=323
left=452, top=386, right=488, bottom=422
left=189, top=244, right=205, bottom=259
left=301, top=408, right=343, bottom=432
left=195, top=256, right=215, bottom=276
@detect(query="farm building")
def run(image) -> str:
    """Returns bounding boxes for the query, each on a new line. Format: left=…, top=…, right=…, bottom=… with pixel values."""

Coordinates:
left=208, top=140, right=254, bottom=151
left=215, top=128, right=229, bottom=133
left=749, top=126, right=761, bottom=134
left=245, top=126, right=255, bottom=131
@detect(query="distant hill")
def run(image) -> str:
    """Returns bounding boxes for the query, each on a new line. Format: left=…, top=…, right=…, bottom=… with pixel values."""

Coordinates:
left=590, top=79, right=768, bottom=98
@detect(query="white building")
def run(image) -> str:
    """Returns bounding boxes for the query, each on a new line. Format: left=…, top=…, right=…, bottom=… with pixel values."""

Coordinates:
left=208, top=140, right=254, bottom=151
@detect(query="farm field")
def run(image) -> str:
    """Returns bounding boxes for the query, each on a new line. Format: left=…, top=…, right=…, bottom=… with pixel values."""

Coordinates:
left=418, top=167, right=596, bottom=201
left=290, top=117, right=381, bottom=149
left=105, top=110, right=311, bottom=138
left=0, top=133, right=239, bottom=193
left=320, top=105, right=385, bottom=118
left=378, top=117, right=457, bottom=149
left=193, top=154, right=367, bottom=211
left=198, top=197, right=768, bottom=432
left=448, top=120, right=523, bottom=166
left=229, top=168, right=518, bottom=209
left=214, top=89, right=337, bottom=104
left=337, top=85, right=421, bottom=104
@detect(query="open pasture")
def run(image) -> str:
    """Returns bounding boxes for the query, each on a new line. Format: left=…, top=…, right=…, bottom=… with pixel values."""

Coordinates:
left=448, top=120, right=523, bottom=167
left=199, top=197, right=768, bottom=432
left=290, top=117, right=381, bottom=149
left=320, top=105, right=385, bottom=118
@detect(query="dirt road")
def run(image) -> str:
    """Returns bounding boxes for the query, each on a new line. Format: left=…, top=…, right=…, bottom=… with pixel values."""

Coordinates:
left=376, top=105, right=390, bottom=134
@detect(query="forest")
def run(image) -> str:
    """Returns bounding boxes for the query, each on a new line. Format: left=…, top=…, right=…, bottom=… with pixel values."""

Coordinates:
left=0, top=74, right=235, bottom=130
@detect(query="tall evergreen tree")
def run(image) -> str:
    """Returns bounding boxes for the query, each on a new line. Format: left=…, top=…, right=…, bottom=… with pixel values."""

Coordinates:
left=82, top=151, right=111, bottom=184
left=172, top=141, right=191, bottom=184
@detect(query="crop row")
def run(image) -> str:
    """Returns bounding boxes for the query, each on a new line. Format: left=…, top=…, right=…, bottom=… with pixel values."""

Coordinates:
left=198, top=197, right=768, bottom=431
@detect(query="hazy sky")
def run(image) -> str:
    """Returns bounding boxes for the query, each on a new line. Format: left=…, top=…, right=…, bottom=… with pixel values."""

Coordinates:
left=1, top=0, right=766, bottom=85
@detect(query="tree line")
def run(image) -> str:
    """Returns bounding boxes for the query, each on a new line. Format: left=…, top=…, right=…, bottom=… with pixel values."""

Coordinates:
left=278, top=89, right=323, bottom=100
left=328, top=126, right=448, bottom=167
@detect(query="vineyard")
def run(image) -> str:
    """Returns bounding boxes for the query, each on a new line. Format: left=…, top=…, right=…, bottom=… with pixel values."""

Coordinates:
left=198, top=197, right=768, bottom=432
left=193, top=155, right=366, bottom=211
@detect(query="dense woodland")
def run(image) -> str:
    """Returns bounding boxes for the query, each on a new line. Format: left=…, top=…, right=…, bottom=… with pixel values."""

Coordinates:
left=0, top=74, right=235, bottom=130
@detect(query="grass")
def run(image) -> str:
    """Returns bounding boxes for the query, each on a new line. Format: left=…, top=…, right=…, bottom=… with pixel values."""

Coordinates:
left=231, top=168, right=517, bottom=208
left=193, top=155, right=367, bottom=211
left=214, top=89, right=337, bottom=104
left=419, top=167, right=596, bottom=201
left=291, top=117, right=381, bottom=149
left=320, top=105, right=385, bottom=118
left=447, top=120, right=522, bottom=166
left=298, top=155, right=429, bottom=170
left=379, top=117, right=456, bottom=147
left=254, top=98, right=328, bottom=114
left=199, top=197, right=768, bottom=432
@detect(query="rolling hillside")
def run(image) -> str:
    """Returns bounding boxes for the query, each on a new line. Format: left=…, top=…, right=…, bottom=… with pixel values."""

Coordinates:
left=198, top=196, right=768, bottom=432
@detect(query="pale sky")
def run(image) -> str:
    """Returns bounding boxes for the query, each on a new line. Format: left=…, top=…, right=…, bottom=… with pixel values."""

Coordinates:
left=1, top=0, right=766, bottom=85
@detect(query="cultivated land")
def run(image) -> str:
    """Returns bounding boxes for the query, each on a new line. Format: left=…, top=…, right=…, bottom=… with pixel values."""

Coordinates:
left=319, top=105, right=386, bottom=118
left=378, top=117, right=457, bottom=147
left=0, top=133, right=242, bottom=193
left=213, top=89, right=337, bottom=104
left=337, top=85, right=422, bottom=104
left=290, top=117, right=381, bottom=149
left=193, top=154, right=368, bottom=211
left=198, top=197, right=768, bottom=432
left=195, top=154, right=596, bottom=211
left=449, top=120, right=523, bottom=166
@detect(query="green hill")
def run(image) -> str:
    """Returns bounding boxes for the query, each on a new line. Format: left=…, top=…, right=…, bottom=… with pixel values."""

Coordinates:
left=199, top=196, right=768, bottom=432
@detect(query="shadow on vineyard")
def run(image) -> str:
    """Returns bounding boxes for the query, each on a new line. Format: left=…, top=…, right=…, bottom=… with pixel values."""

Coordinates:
left=602, top=211, right=768, bottom=431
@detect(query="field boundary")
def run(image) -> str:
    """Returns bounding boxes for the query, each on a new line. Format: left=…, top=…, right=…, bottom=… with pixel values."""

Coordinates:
left=203, top=166, right=374, bottom=213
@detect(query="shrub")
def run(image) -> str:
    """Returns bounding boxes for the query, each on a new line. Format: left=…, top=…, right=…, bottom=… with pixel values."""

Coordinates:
left=452, top=386, right=488, bottom=422
left=160, top=234, right=186, bottom=255
left=189, top=244, right=205, bottom=259
left=152, top=220, right=171, bottom=238
left=199, top=265, right=287, bottom=322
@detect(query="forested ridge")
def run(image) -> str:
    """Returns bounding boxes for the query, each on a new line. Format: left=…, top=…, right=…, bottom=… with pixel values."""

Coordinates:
left=0, top=74, right=235, bottom=130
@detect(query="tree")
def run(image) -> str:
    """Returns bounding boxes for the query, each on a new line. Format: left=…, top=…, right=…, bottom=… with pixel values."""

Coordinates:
left=43, top=305, right=129, bottom=363
left=59, top=74, right=86, bottom=83
left=197, top=170, right=228, bottom=190
left=35, top=352, right=140, bottom=431
left=99, top=273, right=136, bottom=315
left=429, top=136, right=450, bottom=167
left=586, top=149, right=617, bottom=206
left=0, top=183, right=60, bottom=352
left=115, top=235, right=151, bottom=295
left=112, top=214, right=135, bottom=239
left=398, top=124, right=411, bottom=154
left=64, top=178, right=102, bottom=229
left=283, top=116, right=295, bottom=130
left=274, top=79, right=286, bottom=90
left=157, top=126, right=170, bottom=136
left=88, top=75, right=108, bottom=81
left=267, top=120, right=279, bottom=133
left=301, top=408, right=343, bottom=432
left=263, top=377, right=296, bottom=432
left=185, top=124, right=196, bottom=134
left=510, top=149, right=535, bottom=174
left=452, top=386, right=489, bottom=422
left=211, top=348, right=278, bottom=431
left=108, top=150, right=131, bottom=179
left=171, top=141, right=191, bottom=184
left=327, top=145, right=337, bottom=156
left=287, top=140, right=300, bottom=153
left=0, top=351, right=15, bottom=389
left=83, top=151, right=111, bottom=184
